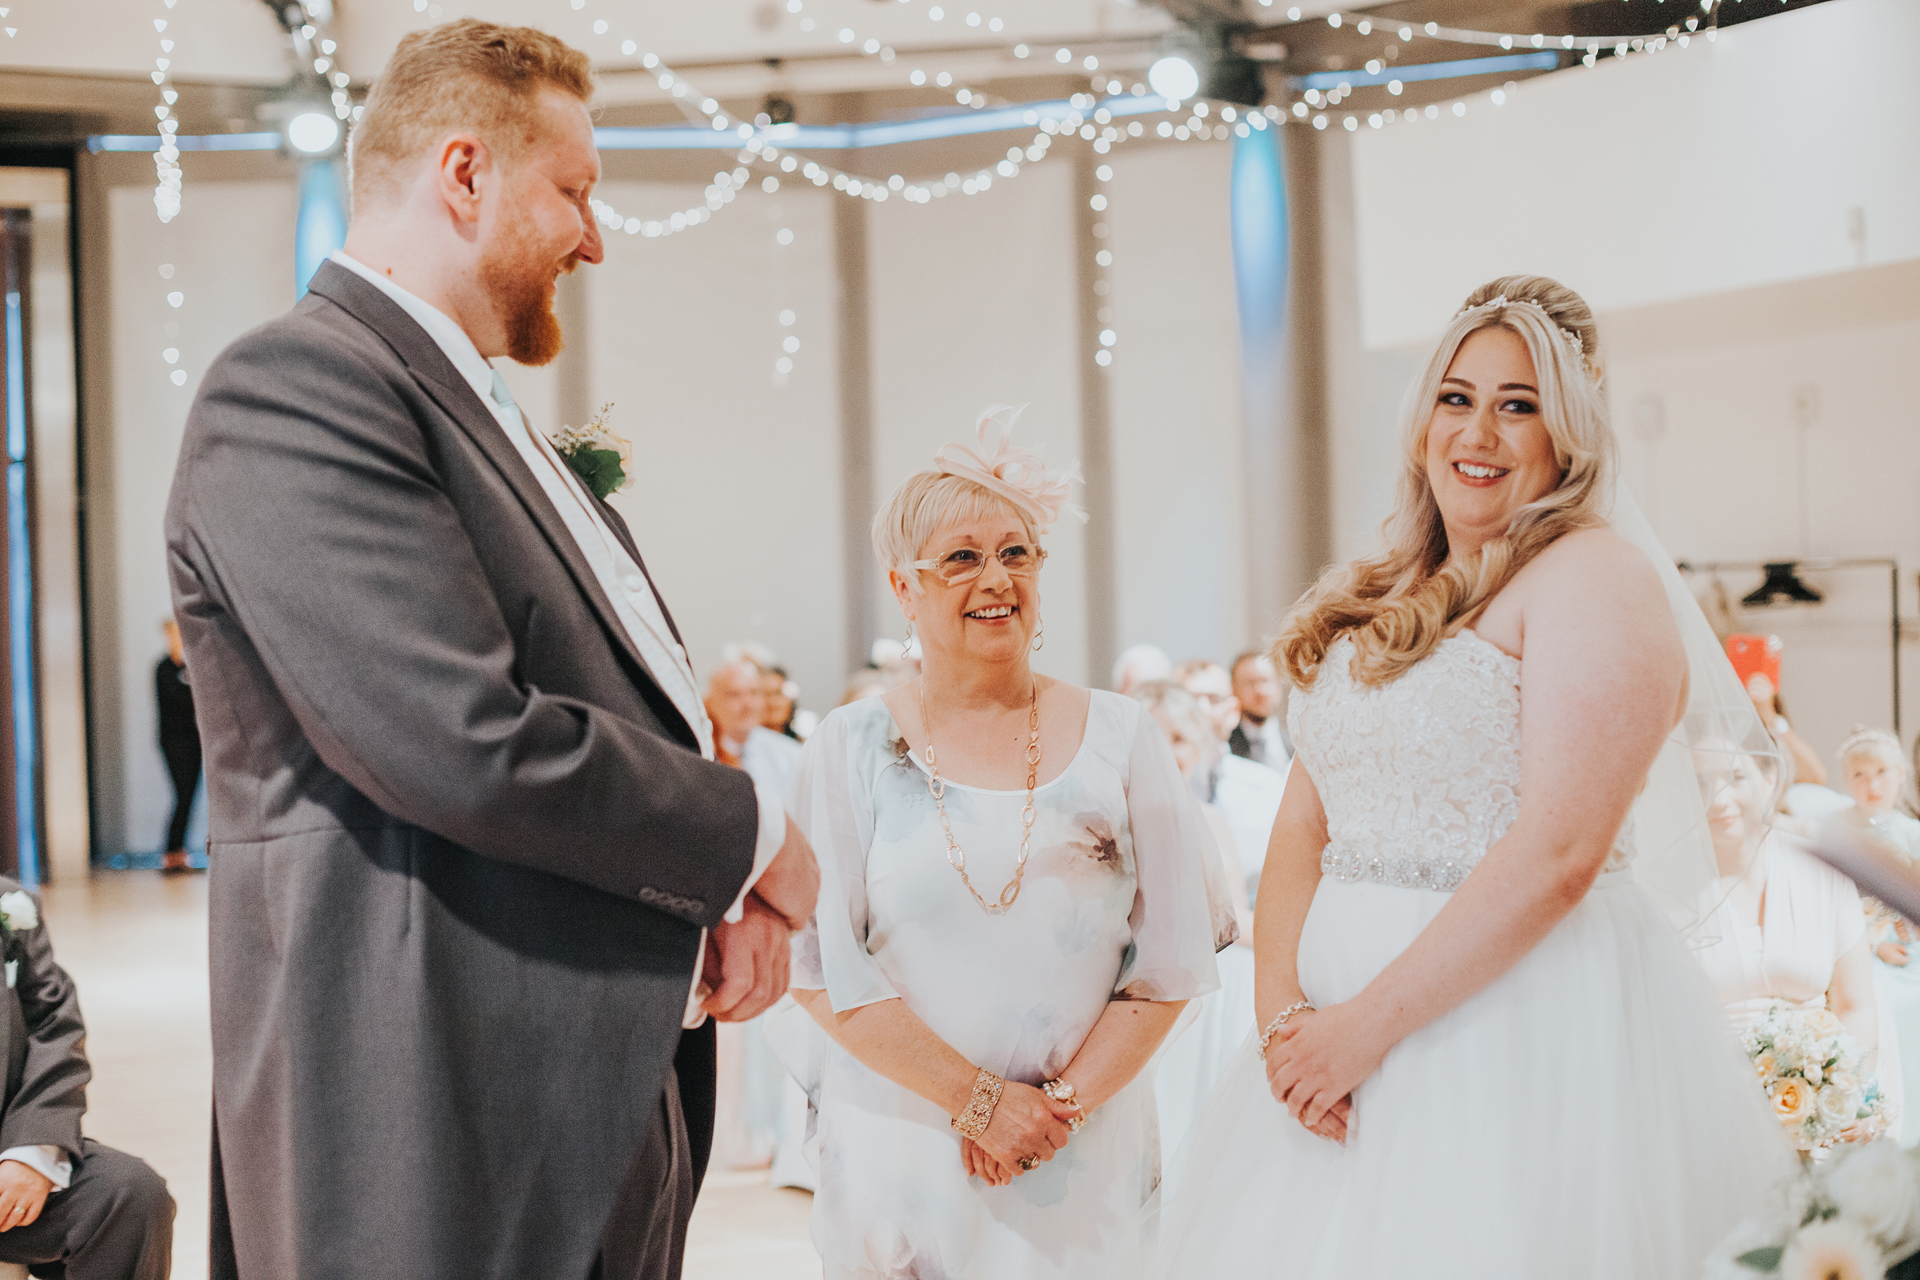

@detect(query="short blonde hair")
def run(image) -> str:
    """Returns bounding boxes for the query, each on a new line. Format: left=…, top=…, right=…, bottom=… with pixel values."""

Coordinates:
left=870, top=470, right=1038, bottom=582
left=349, top=19, right=593, bottom=214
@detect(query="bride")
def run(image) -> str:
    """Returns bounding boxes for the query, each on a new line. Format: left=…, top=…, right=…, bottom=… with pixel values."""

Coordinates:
left=1155, top=276, right=1796, bottom=1278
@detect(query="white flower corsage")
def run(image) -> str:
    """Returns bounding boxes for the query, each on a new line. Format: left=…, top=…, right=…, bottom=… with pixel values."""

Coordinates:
left=0, top=890, right=37, bottom=933
left=551, top=404, right=632, bottom=501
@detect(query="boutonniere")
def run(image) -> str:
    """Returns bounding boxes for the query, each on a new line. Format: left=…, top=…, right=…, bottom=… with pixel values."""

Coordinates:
left=551, top=404, right=632, bottom=501
left=0, top=891, right=37, bottom=989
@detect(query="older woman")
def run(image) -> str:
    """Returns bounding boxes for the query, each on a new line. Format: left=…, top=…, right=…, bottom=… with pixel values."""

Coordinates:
left=788, top=408, right=1227, bottom=1279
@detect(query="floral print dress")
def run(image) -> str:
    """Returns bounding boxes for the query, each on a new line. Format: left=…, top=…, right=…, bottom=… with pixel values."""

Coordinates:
left=787, top=690, right=1226, bottom=1280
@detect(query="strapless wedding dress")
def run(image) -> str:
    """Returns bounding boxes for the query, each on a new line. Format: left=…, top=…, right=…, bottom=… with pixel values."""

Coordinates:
left=1154, top=632, right=1795, bottom=1279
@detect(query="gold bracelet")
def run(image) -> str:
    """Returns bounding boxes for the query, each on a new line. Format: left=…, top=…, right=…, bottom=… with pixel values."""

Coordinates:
left=1042, top=1077, right=1084, bottom=1131
left=951, top=1068, right=1005, bottom=1140
left=1257, top=1000, right=1315, bottom=1055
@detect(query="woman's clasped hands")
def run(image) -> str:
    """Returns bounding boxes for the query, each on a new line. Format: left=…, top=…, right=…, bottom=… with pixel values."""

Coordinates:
left=960, top=1082, right=1084, bottom=1187
left=1262, top=1002, right=1388, bottom=1147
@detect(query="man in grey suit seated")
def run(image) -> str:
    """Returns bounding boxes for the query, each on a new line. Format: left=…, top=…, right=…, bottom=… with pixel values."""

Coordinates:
left=165, top=18, right=817, bottom=1280
left=0, top=881, right=173, bottom=1279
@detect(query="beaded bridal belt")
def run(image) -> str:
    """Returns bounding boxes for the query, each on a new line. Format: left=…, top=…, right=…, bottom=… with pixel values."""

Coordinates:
left=1320, top=841, right=1636, bottom=893
left=1319, top=842, right=1479, bottom=893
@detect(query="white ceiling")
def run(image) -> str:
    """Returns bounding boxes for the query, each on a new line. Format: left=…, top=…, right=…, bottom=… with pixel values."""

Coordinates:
left=0, top=0, right=1196, bottom=90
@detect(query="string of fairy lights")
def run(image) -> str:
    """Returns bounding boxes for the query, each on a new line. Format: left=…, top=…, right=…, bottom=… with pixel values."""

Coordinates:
left=139, top=0, right=1729, bottom=390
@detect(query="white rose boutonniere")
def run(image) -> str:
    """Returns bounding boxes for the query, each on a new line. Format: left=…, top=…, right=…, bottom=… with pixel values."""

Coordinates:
left=551, top=403, right=633, bottom=501
left=0, top=890, right=38, bottom=933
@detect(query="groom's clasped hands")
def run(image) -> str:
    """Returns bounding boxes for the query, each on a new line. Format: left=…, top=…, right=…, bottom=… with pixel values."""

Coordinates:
left=701, top=819, right=822, bottom=1023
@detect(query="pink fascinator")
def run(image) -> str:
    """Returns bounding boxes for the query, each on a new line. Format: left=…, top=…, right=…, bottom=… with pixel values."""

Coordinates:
left=932, top=405, right=1087, bottom=535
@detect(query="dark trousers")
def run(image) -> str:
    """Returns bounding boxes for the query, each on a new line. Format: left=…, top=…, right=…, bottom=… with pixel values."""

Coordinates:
left=160, top=737, right=200, bottom=854
left=591, top=1067, right=694, bottom=1280
left=0, top=1139, right=173, bottom=1280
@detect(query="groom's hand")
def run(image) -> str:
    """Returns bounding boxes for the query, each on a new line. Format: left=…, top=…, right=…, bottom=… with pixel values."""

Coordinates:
left=753, top=819, right=820, bottom=932
left=703, top=895, right=792, bottom=1022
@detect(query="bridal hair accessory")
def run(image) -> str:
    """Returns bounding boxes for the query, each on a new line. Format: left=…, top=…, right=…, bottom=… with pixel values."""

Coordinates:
left=934, top=405, right=1088, bottom=535
left=951, top=1067, right=1006, bottom=1140
left=1257, top=1000, right=1316, bottom=1055
left=1455, top=295, right=1590, bottom=371
left=551, top=403, right=632, bottom=501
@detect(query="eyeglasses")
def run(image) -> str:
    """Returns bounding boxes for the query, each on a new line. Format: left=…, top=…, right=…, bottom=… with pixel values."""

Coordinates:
left=910, top=543, right=1048, bottom=586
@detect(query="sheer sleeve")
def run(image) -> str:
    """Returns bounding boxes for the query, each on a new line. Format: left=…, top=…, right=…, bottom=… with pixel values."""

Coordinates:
left=1113, top=699, right=1226, bottom=1001
left=789, top=707, right=902, bottom=1012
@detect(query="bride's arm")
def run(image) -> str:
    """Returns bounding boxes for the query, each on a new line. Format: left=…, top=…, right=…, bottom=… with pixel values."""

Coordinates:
left=1267, top=530, right=1684, bottom=1131
left=790, top=989, right=1080, bottom=1184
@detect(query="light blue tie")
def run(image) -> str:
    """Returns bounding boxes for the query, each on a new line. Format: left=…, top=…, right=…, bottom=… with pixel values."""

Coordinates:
left=488, top=367, right=526, bottom=435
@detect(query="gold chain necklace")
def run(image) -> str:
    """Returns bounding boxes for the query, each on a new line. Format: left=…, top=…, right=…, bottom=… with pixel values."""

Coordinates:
left=919, top=679, right=1042, bottom=915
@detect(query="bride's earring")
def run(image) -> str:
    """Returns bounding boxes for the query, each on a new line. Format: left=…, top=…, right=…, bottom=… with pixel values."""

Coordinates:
left=1032, top=619, right=1045, bottom=652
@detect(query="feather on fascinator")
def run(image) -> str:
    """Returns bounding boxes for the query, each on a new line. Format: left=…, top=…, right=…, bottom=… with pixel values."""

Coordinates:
left=933, top=405, right=1087, bottom=535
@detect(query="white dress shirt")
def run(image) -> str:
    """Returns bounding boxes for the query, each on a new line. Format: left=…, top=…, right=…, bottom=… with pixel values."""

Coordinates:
left=328, top=252, right=784, bottom=1021
left=0, top=1144, right=68, bottom=1191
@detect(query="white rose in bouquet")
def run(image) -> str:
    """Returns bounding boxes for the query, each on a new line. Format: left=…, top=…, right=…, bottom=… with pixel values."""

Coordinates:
left=1826, top=1141, right=1920, bottom=1262
left=1778, top=1218, right=1881, bottom=1280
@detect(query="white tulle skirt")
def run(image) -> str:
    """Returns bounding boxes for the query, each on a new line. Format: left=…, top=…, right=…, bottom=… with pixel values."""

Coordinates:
left=1153, top=871, right=1797, bottom=1279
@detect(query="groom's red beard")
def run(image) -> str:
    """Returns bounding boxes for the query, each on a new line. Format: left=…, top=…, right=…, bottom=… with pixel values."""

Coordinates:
left=481, top=218, right=577, bottom=367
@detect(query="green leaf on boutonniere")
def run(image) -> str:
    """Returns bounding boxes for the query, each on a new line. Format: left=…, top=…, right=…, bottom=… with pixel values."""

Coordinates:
left=1735, top=1246, right=1784, bottom=1272
left=566, top=447, right=627, bottom=501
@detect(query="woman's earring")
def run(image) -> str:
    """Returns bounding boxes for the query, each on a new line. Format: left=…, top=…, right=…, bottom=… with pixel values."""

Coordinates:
left=1032, top=619, right=1045, bottom=652
left=904, top=619, right=915, bottom=647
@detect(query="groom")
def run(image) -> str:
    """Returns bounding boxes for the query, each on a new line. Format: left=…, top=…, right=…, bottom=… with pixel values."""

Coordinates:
left=165, top=20, right=816, bottom=1280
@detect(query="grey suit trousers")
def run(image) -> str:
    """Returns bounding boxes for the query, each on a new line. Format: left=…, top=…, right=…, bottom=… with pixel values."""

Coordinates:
left=0, top=1140, right=174, bottom=1280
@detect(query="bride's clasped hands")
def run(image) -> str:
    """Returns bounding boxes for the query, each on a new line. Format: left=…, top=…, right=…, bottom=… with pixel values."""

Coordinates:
left=1261, top=1001, right=1381, bottom=1144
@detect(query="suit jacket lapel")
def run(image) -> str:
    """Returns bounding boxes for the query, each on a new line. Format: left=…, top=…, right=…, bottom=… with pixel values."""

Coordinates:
left=304, top=262, right=696, bottom=748
left=593, top=498, right=686, bottom=648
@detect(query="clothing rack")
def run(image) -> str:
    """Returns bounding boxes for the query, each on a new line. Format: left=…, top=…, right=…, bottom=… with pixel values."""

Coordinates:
left=1674, top=557, right=1900, bottom=737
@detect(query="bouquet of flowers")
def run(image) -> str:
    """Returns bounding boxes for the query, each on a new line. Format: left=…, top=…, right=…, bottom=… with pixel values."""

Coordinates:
left=1707, top=1140, right=1920, bottom=1280
left=1743, top=1001, right=1889, bottom=1154
left=551, top=404, right=631, bottom=501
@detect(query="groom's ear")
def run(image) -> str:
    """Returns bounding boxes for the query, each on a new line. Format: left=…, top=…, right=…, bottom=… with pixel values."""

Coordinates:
left=434, top=133, right=493, bottom=226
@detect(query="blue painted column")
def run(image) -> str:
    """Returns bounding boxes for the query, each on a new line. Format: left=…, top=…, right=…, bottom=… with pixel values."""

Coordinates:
left=1, top=218, right=38, bottom=887
left=295, top=159, right=349, bottom=297
left=1228, top=121, right=1304, bottom=636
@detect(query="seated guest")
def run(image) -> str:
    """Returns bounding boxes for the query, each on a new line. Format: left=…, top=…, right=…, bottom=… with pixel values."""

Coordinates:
left=0, top=881, right=174, bottom=1279
left=1227, top=650, right=1291, bottom=770
left=1109, top=643, right=1170, bottom=696
left=790, top=411, right=1223, bottom=1277
left=1693, top=747, right=1889, bottom=1134
left=1130, top=681, right=1255, bottom=1172
left=759, top=665, right=816, bottom=742
left=1833, top=727, right=1920, bottom=1144
left=704, top=660, right=806, bottom=1173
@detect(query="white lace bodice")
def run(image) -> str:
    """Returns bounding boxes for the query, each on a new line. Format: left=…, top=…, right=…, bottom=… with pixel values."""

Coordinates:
left=1290, top=630, right=1526, bottom=892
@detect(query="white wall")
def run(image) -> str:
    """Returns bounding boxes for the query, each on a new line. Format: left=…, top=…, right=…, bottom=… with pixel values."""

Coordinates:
left=1350, top=0, right=1920, bottom=350
left=584, top=177, right=848, bottom=714
left=867, top=159, right=1091, bottom=688
left=108, top=179, right=296, bottom=855
left=1105, top=141, right=1251, bottom=667
left=1331, top=0, right=1920, bottom=767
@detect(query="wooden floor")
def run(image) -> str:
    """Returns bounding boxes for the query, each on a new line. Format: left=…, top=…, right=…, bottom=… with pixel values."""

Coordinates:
left=39, top=871, right=822, bottom=1279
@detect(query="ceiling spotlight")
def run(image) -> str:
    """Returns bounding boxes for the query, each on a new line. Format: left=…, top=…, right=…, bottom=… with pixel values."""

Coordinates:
left=286, top=111, right=341, bottom=154
left=1148, top=55, right=1200, bottom=102
left=1741, top=562, right=1824, bottom=608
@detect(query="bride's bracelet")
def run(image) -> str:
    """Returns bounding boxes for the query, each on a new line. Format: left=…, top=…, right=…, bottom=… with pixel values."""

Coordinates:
left=1257, top=1001, right=1315, bottom=1055
left=951, top=1068, right=1006, bottom=1140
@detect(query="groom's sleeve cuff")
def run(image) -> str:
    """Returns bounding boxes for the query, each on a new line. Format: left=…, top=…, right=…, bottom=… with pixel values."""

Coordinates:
left=719, top=781, right=788, bottom=924
left=0, top=1145, right=71, bottom=1191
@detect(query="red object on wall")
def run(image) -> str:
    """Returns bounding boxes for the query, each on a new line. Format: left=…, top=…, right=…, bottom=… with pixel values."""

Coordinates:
left=1725, top=633, right=1784, bottom=691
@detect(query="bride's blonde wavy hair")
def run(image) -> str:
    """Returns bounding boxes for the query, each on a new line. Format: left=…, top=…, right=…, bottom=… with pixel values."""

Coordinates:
left=1277, top=275, right=1615, bottom=689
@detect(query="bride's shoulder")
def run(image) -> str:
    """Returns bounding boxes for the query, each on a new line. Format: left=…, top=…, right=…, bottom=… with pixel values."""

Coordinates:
left=1515, top=526, right=1668, bottom=611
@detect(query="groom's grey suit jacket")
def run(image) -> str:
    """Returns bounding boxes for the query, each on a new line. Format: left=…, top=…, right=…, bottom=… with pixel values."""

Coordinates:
left=164, top=260, right=757, bottom=1280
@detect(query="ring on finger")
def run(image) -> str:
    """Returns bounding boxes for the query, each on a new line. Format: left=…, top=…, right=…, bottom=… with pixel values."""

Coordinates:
left=1018, top=1155, right=1039, bottom=1171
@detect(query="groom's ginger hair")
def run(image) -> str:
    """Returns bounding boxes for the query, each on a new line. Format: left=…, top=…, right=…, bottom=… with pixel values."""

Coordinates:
left=347, top=19, right=592, bottom=214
